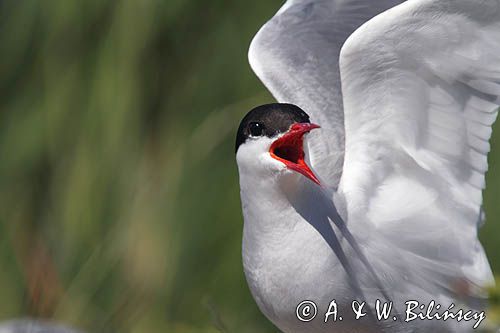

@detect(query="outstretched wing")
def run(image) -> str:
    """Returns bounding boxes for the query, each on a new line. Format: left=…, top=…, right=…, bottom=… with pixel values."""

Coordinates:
left=339, top=0, right=499, bottom=291
left=249, top=0, right=405, bottom=188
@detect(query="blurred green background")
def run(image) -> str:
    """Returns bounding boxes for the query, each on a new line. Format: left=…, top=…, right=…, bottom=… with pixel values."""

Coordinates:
left=0, top=1, right=498, bottom=332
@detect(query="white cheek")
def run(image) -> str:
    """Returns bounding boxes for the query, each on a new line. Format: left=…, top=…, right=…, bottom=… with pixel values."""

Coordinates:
left=236, top=137, right=287, bottom=174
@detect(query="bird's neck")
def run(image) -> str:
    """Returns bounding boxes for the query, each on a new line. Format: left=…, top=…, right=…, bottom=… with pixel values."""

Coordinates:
left=239, top=172, right=312, bottom=237
left=238, top=171, right=351, bottom=324
left=238, top=170, right=341, bottom=263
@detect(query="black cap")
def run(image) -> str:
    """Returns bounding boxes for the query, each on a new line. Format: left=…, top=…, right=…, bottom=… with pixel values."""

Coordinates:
left=235, top=103, right=311, bottom=153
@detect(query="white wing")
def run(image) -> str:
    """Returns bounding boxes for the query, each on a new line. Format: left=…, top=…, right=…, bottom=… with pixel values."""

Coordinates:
left=339, top=0, right=499, bottom=293
left=249, top=0, right=406, bottom=188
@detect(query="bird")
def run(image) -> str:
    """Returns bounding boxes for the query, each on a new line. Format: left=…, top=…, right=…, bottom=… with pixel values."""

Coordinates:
left=235, top=0, right=500, bottom=332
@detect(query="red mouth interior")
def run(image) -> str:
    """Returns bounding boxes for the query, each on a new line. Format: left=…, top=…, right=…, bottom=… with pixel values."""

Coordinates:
left=269, top=123, right=321, bottom=185
left=272, top=136, right=303, bottom=164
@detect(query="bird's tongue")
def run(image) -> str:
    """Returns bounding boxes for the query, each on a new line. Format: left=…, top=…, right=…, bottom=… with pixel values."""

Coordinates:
left=269, top=123, right=321, bottom=185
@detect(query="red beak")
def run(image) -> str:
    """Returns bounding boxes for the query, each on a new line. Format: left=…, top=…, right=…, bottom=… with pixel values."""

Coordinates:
left=269, top=123, right=321, bottom=185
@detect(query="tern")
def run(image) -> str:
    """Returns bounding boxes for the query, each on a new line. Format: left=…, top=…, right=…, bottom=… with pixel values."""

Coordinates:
left=235, top=0, right=500, bottom=332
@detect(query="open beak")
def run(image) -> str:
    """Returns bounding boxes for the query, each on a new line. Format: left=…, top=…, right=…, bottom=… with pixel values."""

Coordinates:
left=269, top=123, right=321, bottom=185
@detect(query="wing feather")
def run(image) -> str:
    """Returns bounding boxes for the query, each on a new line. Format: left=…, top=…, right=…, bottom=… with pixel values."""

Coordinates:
left=339, top=0, right=499, bottom=291
left=249, top=0, right=406, bottom=188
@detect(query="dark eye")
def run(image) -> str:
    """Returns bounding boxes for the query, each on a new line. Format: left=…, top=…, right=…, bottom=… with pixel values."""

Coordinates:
left=248, top=122, right=265, bottom=137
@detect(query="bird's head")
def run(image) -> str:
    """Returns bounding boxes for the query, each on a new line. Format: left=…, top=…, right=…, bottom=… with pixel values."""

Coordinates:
left=235, top=103, right=321, bottom=186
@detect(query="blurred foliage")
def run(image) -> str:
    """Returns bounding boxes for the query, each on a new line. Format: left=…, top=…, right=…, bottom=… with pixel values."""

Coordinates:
left=0, top=1, right=498, bottom=332
left=0, top=1, right=279, bottom=332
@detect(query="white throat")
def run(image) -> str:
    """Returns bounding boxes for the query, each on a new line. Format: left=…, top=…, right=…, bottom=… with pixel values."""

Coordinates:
left=237, top=161, right=353, bottom=330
